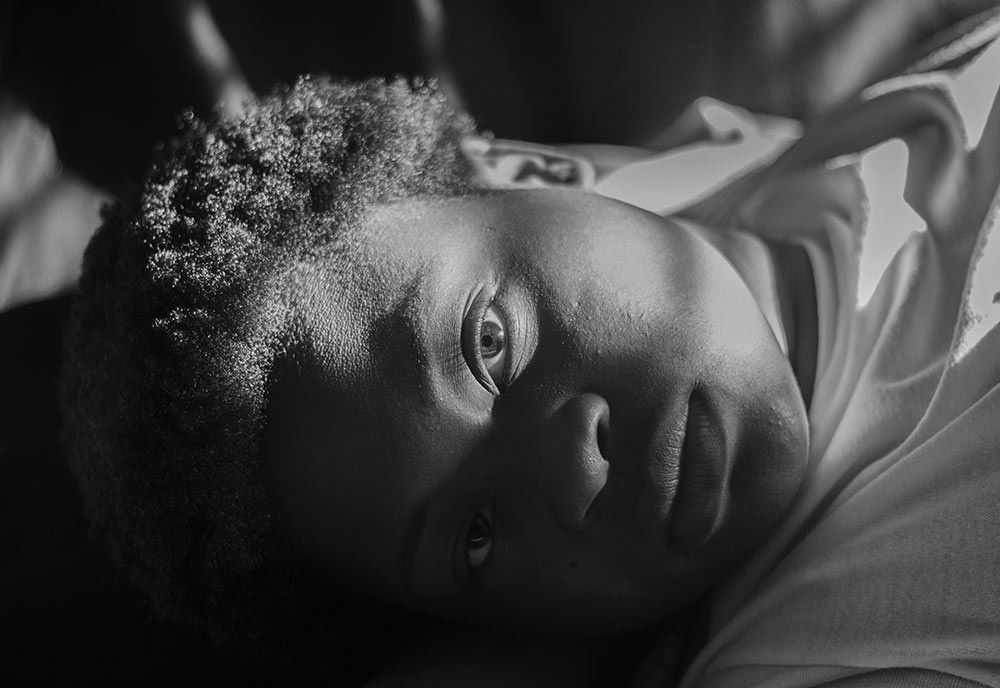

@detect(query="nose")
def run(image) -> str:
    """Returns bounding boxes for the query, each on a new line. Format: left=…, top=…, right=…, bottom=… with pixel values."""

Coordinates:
left=528, top=392, right=611, bottom=530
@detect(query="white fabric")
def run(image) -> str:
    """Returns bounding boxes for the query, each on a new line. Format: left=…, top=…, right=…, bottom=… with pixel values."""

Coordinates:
left=468, top=32, right=1000, bottom=686
left=668, top=31, right=1000, bottom=688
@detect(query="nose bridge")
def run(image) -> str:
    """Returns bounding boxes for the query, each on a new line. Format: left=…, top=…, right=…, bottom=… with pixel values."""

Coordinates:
left=525, top=392, right=610, bottom=529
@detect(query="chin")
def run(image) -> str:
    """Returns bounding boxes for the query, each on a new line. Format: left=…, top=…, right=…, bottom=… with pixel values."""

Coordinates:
left=725, top=400, right=809, bottom=552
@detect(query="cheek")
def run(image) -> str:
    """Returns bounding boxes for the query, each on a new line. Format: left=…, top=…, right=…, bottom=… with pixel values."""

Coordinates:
left=729, top=379, right=809, bottom=510
left=701, top=343, right=807, bottom=558
left=527, top=275, right=680, bottom=388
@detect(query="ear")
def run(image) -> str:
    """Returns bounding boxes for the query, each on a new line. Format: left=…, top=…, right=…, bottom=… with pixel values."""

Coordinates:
left=462, top=136, right=596, bottom=189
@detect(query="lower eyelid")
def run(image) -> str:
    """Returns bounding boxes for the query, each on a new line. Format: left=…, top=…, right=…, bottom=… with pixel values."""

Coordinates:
left=500, top=294, right=537, bottom=384
left=485, top=492, right=500, bottom=565
left=504, top=308, right=524, bottom=382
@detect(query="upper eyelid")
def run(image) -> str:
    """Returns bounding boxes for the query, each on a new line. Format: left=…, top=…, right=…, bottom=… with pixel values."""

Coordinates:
left=452, top=492, right=498, bottom=586
left=465, top=494, right=499, bottom=579
left=461, top=284, right=505, bottom=395
left=496, top=286, right=537, bottom=386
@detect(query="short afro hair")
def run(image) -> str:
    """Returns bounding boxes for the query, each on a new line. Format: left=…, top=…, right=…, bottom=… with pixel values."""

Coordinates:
left=60, top=75, right=480, bottom=678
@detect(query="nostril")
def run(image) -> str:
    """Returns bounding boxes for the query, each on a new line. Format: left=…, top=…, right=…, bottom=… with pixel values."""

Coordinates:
left=596, top=414, right=611, bottom=462
left=559, top=393, right=612, bottom=528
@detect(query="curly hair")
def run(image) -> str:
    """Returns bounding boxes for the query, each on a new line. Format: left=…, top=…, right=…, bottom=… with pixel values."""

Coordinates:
left=60, top=75, right=480, bottom=679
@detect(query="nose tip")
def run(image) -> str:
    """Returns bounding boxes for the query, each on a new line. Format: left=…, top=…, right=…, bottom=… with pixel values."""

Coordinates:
left=543, top=392, right=611, bottom=529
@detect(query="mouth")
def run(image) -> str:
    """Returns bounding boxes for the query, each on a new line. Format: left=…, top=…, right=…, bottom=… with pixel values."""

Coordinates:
left=668, top=388, right=728, bottom=551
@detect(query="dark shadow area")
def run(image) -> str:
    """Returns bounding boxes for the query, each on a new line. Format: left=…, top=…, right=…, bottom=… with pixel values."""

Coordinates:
left=1, top=0, right=426, bottom=196
left=0, top=297, right=292, bottom=684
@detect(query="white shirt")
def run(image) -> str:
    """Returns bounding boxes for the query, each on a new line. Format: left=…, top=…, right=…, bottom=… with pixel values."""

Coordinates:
left=467, top=24, right=1000, bottom=685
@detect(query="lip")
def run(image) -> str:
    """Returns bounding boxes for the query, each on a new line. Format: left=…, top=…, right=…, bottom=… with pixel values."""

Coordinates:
left=639, top=397, right=688, bottom=529
left=668, top=390, right=728, bottom=551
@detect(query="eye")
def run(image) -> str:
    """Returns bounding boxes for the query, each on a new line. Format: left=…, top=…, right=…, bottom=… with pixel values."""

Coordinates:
left=465, top=507, right=493, bottom=571
left=479, top=304, right=507, bottom=383
left=461, top=290, right=512, bottom=395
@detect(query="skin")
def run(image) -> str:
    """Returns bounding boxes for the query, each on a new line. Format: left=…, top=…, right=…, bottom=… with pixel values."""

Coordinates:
left=272, top=187, right=812, bottom=636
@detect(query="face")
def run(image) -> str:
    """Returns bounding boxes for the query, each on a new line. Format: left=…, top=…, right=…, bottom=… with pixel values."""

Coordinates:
left=272, top=188, right=808, bottom=635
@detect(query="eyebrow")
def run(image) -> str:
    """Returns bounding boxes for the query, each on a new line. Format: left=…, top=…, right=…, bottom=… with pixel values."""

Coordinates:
left=396, top=495, right=432, bottom=591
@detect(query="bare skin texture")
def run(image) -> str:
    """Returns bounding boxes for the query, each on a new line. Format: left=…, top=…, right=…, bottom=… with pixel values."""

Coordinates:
left=270, top=188, right=812, bottom=649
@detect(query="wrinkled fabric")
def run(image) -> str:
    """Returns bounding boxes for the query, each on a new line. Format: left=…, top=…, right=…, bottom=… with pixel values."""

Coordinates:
left=472, top=15, right=1000, bottom=688
left=672, top=23, right=1000, bottom=688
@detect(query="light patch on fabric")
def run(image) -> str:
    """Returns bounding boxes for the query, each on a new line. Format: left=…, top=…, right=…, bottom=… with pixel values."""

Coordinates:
left=856, top=139, right=926, bottom=307
left=954, top=198, right=1000, bottom=362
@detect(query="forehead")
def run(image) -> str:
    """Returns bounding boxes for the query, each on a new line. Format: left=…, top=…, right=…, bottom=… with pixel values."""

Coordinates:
left=351, top=188, right=672, bottom=286
left=361, top=187, right=645, bottom=245
left=298, top=188, right=676, bottom=381
left=294, top=198, right=489, bottom=391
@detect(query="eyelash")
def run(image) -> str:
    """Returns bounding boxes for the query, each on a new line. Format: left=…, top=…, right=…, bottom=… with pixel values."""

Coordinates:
left=461, top=288, right=511, bottom=395
left=465, top=503, right=494, bottom=573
